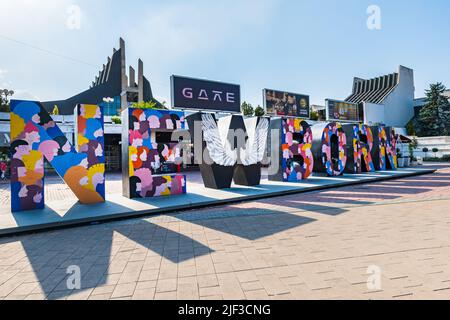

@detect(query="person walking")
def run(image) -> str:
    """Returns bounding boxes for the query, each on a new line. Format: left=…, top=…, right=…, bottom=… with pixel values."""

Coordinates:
left=0, top=159, right=7, bottom=180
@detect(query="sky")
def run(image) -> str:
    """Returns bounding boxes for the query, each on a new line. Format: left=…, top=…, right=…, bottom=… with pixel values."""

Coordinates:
left=0, top=0, right=449, bottom=106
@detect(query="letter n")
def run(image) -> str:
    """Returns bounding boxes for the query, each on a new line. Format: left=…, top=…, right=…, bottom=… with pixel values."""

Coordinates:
left=370, top=126, right=397, bottom=170
left=122, top=108, right=187, bottom=198
left=10, top=100, right=105, bottom=212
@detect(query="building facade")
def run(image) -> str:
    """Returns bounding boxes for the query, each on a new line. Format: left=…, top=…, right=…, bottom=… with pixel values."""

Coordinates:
left=41, top=38, right=158, bottom=116
left=345, top=65, right=415, bottom=127
left=0, top=38, right=160, bottom=171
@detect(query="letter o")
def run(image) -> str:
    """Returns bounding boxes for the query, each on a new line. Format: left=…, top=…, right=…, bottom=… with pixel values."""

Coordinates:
left=312, top=122, right=347, bottom=176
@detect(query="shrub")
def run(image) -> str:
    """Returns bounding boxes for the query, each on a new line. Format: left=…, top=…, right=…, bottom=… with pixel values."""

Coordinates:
left=111, top=116, right=122, bottom=124
left=241, top=102, right=254, bottom=117
left=432, top=148, right=439, bottom=157
left=254, top=106, right=265, bottom=117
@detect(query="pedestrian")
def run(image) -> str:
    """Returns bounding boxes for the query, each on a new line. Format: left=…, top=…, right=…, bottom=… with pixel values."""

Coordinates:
left=0, top=159, right=6, bottom=180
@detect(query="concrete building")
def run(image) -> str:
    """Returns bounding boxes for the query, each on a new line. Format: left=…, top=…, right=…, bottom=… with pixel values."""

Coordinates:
left=1, top=38, right=161, bottom=171
left=345, top=65, right=415, bottom=127
left=41, top=38, right=158, bottom=116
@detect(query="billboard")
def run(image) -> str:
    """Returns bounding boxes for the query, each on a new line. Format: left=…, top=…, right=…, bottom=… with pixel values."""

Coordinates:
left=326, top=99, right=360, bottom=122
left=263, top=89, right=310, bottom=118
left=171, top=75, right=241, bottom=113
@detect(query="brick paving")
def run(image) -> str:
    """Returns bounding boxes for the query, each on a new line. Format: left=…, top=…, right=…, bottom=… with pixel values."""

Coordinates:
left=0, top=164, right=449, bottom=300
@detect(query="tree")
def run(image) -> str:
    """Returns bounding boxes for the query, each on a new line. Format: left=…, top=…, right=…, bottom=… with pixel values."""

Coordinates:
left=241, top=101, right=254, bottom=117
left=432, top=148, right=439, bottom=158
left=254, top=105, right=265, bottom=117
left=310, top=110, right=319, bottom=121
left=417, top=83, right=450, bottom=137
left=408, top=137, right=418, bottom=159
left=0, top=89, right=14, bottom=113
left=406, top=119, right=416, bottom=136
left=422, top=147, right=429, bottom=158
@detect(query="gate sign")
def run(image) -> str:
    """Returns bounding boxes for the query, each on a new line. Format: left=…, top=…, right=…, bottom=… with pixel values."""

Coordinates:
left=171, top=75, right=241, bottom=113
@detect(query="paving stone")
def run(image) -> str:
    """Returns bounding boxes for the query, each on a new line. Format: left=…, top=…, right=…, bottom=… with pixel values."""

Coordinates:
left=0, top=166, right=449, bottom=300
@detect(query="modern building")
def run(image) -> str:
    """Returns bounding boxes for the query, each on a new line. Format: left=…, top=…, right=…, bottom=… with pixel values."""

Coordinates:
left=0, top=38, right=161, bottom=171
left=345, top=65, right=415, bottom=127
left=42, top=38, right=159, bottom=116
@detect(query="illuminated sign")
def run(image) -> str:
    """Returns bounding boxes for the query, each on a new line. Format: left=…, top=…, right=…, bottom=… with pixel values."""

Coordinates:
left=171, top=75, right=241, bottom=113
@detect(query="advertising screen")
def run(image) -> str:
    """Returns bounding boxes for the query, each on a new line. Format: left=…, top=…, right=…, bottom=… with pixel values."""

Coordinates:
left=263, top=89, right=310, bottom=118
left=326, top=99, right=360, bottom=122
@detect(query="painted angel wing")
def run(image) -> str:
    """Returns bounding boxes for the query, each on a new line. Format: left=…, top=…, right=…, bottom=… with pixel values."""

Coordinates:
left=201, top=113, right=236, bottom=166
left=242, top=117, right=269, bottom=166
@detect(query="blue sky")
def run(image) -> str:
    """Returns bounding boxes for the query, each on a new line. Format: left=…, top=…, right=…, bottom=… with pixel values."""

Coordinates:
left=0, top=0, right=449, bottom=106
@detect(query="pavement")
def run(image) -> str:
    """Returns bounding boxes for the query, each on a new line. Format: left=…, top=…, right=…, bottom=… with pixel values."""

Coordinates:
left=0, top=167, right=436, bottom=235
left=0, top=164, right=449, bottom=300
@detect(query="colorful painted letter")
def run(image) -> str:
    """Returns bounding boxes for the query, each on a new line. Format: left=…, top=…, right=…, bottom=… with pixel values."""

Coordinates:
left=10, top=100, right=105, bottom=212
left=344, top=124, right=375, bottom=174
left=123, top=108, right=187, bottom=199
left=371, top=126, right=397, bottom=170
left=281, top=118, right=314, bottom=181
left=312, top=122, right=347, bottom=176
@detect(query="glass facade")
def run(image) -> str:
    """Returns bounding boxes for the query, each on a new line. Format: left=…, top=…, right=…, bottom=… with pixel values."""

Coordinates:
left=99, top=96, right=121, bottom=116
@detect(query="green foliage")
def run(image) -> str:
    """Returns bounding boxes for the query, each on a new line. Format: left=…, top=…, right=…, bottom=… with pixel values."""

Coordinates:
left=132, top=100, right=162, bottom=110
left=111, top=116, right=122, bottom=124
left=241, top=101, right=254, bottom=117
left=0, top=91, right=11, bottom=112
left=416, top=83, right=450, bottom=137
left=408, top=137, right=418, bottom=158
left=254, top=106, right=265, bottom=117
left=51, top=105, right=59, bottom=116
left=432, top=148, right=439, bottom=157
left=0, top=104, right=10, bottom=112
left=310, top=110, right=319, bottom=121
left=406, top=119, right=416, bottom=136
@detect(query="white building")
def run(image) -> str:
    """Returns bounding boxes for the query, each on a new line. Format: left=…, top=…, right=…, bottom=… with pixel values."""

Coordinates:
left=345, top=65, right=415, bottom=127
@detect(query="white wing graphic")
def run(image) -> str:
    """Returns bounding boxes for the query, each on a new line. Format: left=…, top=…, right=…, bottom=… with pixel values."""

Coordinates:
left=201, top=113, right=237, bottom=166
left=242, top=117, right=269, bottom=166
